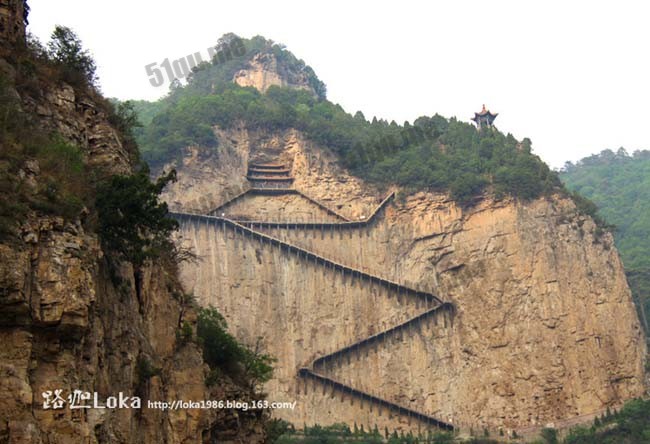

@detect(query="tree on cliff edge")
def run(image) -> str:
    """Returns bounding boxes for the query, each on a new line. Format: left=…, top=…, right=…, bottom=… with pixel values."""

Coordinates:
left=47, top=25, right=97, bottom=87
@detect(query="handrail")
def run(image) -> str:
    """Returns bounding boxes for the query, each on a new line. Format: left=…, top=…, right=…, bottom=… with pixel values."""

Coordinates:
left=249, top=163, right=286, bottom=169
left=298, top=369, right=454, bottom=431
left=209, top=188, right=301, bottom=216
left=207, top=187, right=252, bottom=216
left=222, top=192, right=395, bottom=228
left=313, top=302, right=454, bottom=367
left=248, top=168, right=292, bottom=174
left=209, top=188, right=355, bottom=222
left=171, top=206, right=454, bottom=430
left=246, top=175, right=295, bottom=181
left=289, top=190, right=351, bottom=222
left=170, top=211, right=442, bottom=305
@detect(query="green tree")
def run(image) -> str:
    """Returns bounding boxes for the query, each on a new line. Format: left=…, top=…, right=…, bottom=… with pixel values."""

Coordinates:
left=47, top=25, right=97, bottom=86
left=96, top=168, right=178, bottom=267
left=197, top=306, right=275, bottom=389
left=540, top=427, right=558, bottom=444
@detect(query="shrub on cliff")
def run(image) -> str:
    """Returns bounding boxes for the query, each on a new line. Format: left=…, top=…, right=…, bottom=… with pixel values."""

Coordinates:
left=197, top=306, right=275, bottom=390
left=0, top=75, right=91, bottom=239
left=47, top=25, right=97, bottom=88
left=95, top=167, right=178, bottom=266
left=564, top=398, right=650, bottom=444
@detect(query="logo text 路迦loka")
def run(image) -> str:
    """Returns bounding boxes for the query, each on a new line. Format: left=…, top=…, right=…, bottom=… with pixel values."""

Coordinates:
left=145, top=37, right=246, bottom=87
left=42, top=389, right=141, bottom=410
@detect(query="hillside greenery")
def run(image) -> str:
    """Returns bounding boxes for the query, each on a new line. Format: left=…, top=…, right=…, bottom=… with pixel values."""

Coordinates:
left=1, top=25, right=111, bottom=239
left=563, top=398, right=650, bottom=444
left=133, top=35, right=564, bottom=205
left=197, top=306, right=275, bottom=390
left=95, top=167, right=178, bottom=267
left=2, top=26, right=184, bottom=282
left=561, top=149, right=650, bottom=269
left=269, top=399, right=650, bottom=443
left=270, top=422, right=454, bottom=444
left=0, top=36, right=96, bottom=238
left=561, top=149, right=650, bottom=336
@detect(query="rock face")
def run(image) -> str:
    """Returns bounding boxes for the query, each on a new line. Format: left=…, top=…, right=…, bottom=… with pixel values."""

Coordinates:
left=0, top=16, right=268, bottom=439
left=166, top=126, right=648, bottom=435
left=0, top=0, right=26, bottom=54
left=0, top=213, right=267, bottom=443
left=233, top=52, right=317, bottom=96
left=22, top=84, right=134, bottom=177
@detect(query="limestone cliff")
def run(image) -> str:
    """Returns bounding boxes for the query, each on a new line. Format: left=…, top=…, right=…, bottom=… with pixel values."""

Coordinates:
left=163, top=126, right=648, bottom=436
left=0, top=17, right=267, bottom=443
left=0, top=213, right=265, bottom=443
left=233, top=52, right=318, bottom=97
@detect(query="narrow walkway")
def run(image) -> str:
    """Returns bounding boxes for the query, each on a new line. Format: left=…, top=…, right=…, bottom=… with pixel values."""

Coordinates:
left=312, top=303, right=454, bottom=368
left=298, top=369, right=454, bottom=431
left=171, top=211, right=440, bottom=306
left=208, top=188, right=353, bottom=222
left=171, top=190, right=453, bottom=431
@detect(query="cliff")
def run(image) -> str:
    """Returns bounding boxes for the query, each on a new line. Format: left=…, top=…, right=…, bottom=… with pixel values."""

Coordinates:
left=0, top=13, right=267, bottom=443
left=233, top=52, right=318, bottom=96
left=163, top=126, right=648, bottom=436
left=233, top=53, right=315, bottom=94
left=0, top=0, right=26, bottom=55
left=0, top=213, right=265, bottom=443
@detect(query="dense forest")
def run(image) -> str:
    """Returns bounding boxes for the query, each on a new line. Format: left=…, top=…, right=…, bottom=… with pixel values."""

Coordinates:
left=131, top=34, right=564, bottom=205
left=561, top=149, right=650, bottom=337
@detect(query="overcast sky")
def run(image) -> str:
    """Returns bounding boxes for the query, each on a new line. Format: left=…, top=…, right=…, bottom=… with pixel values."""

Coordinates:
left=27, top=0, right=650, bottom=169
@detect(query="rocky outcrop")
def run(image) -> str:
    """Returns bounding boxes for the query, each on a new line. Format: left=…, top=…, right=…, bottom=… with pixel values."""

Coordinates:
left=22, top=84, right=134, bottom=177
left=233, top=52, right=317, bottom=96
left=168, top=125, right=648, bottom=435
left=0, top=0, right=26, bottom=55
left=0, top=212, right=267, bottom=443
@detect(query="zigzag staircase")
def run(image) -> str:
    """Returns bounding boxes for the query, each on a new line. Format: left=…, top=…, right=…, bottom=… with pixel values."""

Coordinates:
left=170, top=187, right=455, bottom=432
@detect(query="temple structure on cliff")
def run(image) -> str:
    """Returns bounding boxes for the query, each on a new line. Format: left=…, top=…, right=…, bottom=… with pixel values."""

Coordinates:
left=247, top=162, right=295, bottom=189
left=472, top=104, right=498, bottom=129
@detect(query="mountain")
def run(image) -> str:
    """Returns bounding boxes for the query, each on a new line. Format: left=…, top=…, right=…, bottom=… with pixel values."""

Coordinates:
left=2, top=3, right=647, bottom=439
left=133, top=35, right=562, bottom=208
left=561, top=148, right=650, bottom=336
left=132, top=34, right=648, bottom=437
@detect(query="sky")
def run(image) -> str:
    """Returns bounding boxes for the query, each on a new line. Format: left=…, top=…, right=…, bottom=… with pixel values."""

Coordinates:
left=27, top=0, right=650, bottom=169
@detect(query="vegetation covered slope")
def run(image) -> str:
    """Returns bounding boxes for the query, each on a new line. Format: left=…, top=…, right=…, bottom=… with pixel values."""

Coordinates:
left=133, top=34, right=563, bottom=204
left=561, top=149, right=650, bottom=335
left=563, top=398, right=650, bottom=444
